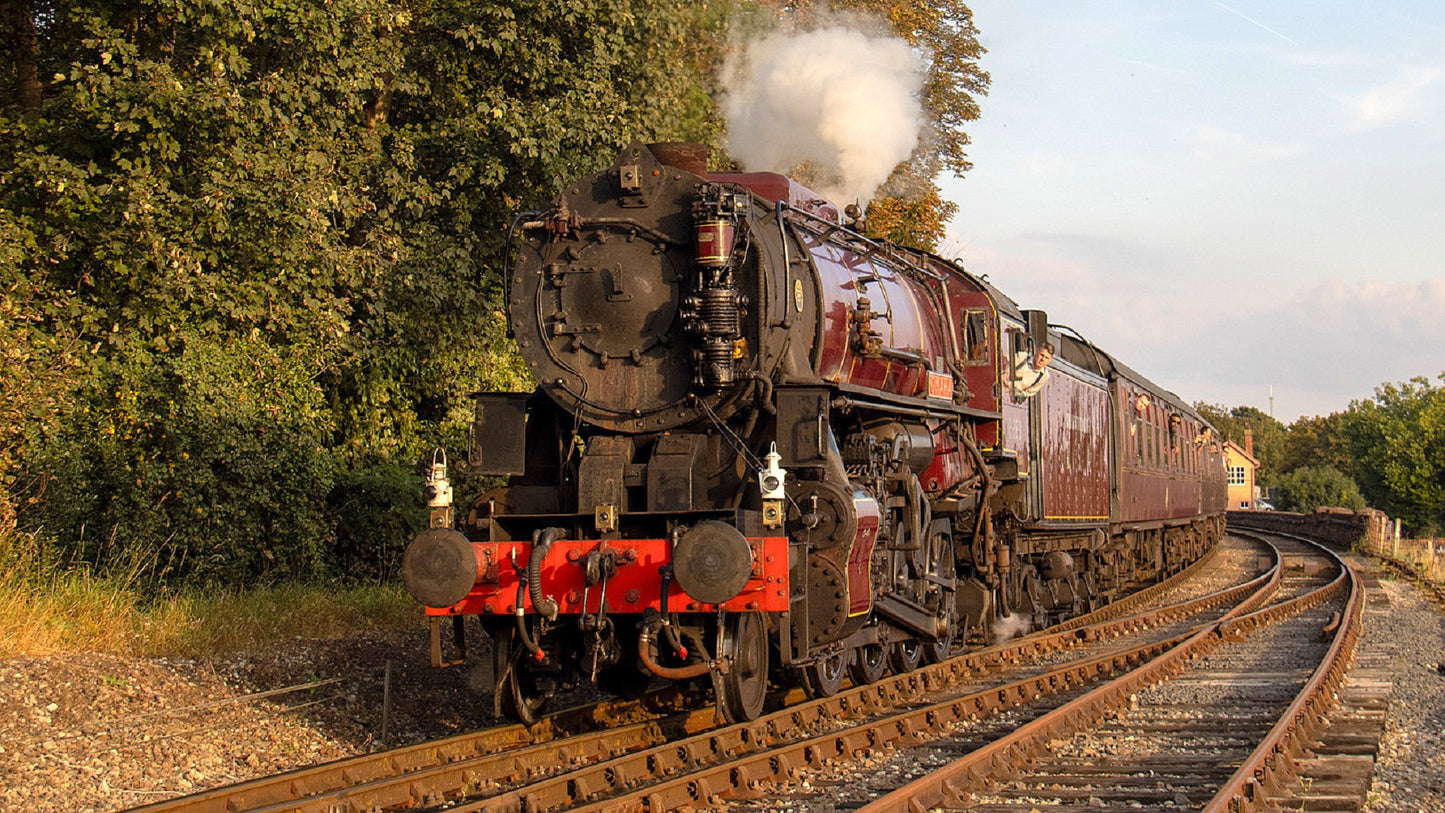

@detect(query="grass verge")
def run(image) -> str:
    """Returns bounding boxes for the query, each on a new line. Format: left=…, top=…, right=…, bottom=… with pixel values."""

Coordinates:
left=0, top=531, right=420, bottom=660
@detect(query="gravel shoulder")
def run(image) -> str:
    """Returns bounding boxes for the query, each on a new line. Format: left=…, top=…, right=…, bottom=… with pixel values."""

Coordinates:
left=1358, top=569, right=1445, bottom=813
left=0, top=627, right=494, bottom=813
left=1, top=560, right=1441, bottom=813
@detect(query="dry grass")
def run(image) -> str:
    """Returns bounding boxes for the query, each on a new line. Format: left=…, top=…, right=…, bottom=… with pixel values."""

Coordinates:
left=0, top=530, right=420, bottom=660
left=1360, top=537, right=1445, bottom=590
left=1381, top=539, right=1445, bottom=585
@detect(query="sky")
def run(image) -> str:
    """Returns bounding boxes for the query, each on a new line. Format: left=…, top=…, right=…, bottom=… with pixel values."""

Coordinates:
left=937, top=1, right=1445, bottom=423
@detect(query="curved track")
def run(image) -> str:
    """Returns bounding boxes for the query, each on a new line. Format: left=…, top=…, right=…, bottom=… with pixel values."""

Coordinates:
left=126, top=535, right=1289, bottom=813
left=127, top=530, right=1380, bottom=813
left=836, top=530, right=1364, bottom=813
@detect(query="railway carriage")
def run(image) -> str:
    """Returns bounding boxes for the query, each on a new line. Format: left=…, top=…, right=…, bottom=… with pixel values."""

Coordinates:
left=399, top=142, right=1226, bottom=723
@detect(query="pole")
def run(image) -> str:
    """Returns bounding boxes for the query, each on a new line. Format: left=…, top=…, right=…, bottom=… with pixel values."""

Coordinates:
left=381, top=659, right=393, bottom=745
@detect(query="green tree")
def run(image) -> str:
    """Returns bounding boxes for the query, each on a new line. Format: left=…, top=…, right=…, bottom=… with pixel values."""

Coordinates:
left=1194, top=403, right=1286, bottom=485
left=1340, top=375, right=1445, bottom=536
left=1279, top=412, right=1355, bottom=481
left=2, top=0, right=727, bottom=583
left=1273, top=465, right=1366, bottom=513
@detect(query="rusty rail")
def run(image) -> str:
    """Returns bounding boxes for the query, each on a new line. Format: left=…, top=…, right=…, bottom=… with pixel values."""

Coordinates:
left=850, top=533, right=1347, bottom=813
left=127, top=538, right=1270, bottom=813
left=120, top=687, right=703, bottom=813
left=560, top=546, right=1281, bottom=813
left=1201, top=546, right=1366, bottom=811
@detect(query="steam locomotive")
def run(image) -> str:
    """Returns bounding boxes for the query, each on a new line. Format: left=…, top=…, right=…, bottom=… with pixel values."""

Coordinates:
left=400, top=142, right=1227, bottom=724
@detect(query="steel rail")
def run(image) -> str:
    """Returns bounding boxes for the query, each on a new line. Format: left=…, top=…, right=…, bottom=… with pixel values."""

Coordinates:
left=1201, top=535, right=1366, bottom=813
left=120, top=687, right=702, bottom=813
left=851, top=533, right=1348, bottom=813
left=546, top=547, right=1280, bottom=813
left=125, top=539, right=1267, bottom=813
left=564, top=631, right=1202, bottom=813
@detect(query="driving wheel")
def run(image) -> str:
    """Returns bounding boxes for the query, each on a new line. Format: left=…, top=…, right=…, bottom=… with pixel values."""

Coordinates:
left=922, top=535, right=958, bottom=665
left=849, top=642, right=888, bottom=685
left=801, top=650, right=846, bottom=698
left=888, top=639, right=923, bottom=674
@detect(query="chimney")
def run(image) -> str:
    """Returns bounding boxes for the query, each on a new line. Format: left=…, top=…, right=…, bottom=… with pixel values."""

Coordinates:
left=1244, top=428, right=1254, bottom=458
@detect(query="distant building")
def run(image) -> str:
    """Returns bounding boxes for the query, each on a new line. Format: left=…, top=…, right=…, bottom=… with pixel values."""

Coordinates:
left=1224, top=429, right=1261, bottom=510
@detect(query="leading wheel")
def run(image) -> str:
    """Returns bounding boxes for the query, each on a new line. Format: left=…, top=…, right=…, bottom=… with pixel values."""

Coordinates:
left=493, top=626, right=551, bottom=725
left=801, top=651, right=846, bottom=698
left=716, top=612, right=769, bottom=723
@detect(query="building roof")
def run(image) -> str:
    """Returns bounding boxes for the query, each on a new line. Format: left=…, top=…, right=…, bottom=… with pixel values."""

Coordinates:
left=1223, top=440, right=1259, bottom=468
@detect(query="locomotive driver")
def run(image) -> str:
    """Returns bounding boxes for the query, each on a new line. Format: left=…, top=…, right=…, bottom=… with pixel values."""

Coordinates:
left=1012, top=342, right=1054, bottom=399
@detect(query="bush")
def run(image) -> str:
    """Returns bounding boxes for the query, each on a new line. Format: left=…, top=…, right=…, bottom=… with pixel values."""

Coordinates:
left=31, top=338, right=339, bottom=584
left=4, top=0, right=730, bottom=593
left=1274, top=465, right=1367, bottom=514
left=329, top=461, right=427, bottom=582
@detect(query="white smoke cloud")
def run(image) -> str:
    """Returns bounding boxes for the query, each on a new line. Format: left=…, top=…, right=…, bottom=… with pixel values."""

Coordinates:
left=990, top=611, right=1034, bottom=645
left=722, top=23, right=927, bottom=206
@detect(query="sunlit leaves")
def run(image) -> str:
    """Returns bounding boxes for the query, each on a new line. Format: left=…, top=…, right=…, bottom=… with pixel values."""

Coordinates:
left=3, top=0, right=721, bottom=582
left=1340, top=375, right=1445, bottom=535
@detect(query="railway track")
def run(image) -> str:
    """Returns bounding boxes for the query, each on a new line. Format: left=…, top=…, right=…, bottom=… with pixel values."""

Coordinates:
left=821, top=530, right=1368, bottom=813
left=126, top=530, right=1384, bottom=813
left=125, top=535, right=1287, bottom=813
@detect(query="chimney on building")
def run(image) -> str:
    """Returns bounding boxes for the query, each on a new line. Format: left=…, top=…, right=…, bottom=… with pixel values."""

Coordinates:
left=1244, top=428, right=1254, bottom=458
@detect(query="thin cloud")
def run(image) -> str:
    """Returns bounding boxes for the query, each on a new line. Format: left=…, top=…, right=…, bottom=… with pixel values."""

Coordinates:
left=1186, top=125, right=1307, bottom=162
left=957, top=234, right=1445, bottom=421
left=1208, top=0, right=1300, bottom=47
left=1278, top=49, right=1367, bottom=69
left=1192, top=277, right=1445, bottom=418
left=1297, top=278, right=1445, bottom=340
left=1342, top=66, right=1445, bottom=131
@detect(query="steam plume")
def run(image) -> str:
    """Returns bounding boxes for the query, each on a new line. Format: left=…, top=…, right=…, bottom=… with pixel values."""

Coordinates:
left=990, top=612, right=1034, bottom=645
left=722, top=22, right=926, bottom=206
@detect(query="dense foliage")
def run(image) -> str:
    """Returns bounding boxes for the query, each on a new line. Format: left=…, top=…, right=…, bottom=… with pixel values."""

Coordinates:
left=1338, top=376, right=1445, bottom=536
left=1194, top=403, right=1285, bottom=484
left=1272, top=465, right=1366, bottom=514
left=1, top=0, right=727, bottom=583
left=1203, top=372, right=1445, bottom=537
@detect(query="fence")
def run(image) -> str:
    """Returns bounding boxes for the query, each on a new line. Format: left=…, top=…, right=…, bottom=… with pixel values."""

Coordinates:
left=1376, top=536, right=1445, bottom=584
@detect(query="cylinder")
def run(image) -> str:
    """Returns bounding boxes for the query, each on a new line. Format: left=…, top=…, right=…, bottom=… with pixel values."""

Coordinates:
left=864, top=420, right=937, bottom=474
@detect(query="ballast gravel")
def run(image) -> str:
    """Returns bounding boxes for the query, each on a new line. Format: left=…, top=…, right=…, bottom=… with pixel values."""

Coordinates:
left=1359, top=574, right=1445, bottom=813
left=0, top=559, right=1440, bottom=812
